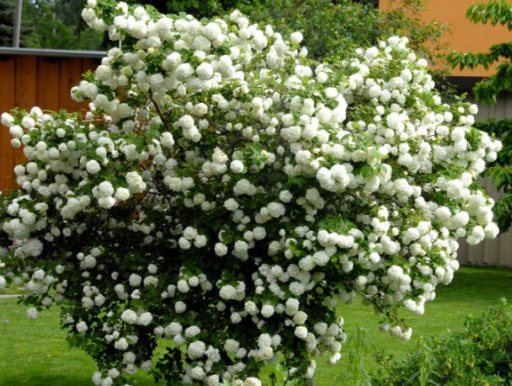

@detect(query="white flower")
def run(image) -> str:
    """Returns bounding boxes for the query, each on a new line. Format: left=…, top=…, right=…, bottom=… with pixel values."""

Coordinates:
left=1, top=112, right=15, bottom=127
left=230, top=160, right=245, bottom=173
left=219, top=285, right=237, bottom=300
left=76, top=321, right=89, bottom=333
left=290, top=31, right=303, bottom=44
left=129, top=274, right=142, bottom=287
left=185, top=325, right=201, bottom=338
left=138, top=312, right=153, bottom=326
left=161, top=132, right=175, bottom=148
left=121, top=310, right=137, bottom=324
left=21, top=116, right=35, bottom=129
left=86, top=160, right=101, bottom=174
left=267, top=202, right=285, bottom=218
left=215, top=243, right=228, bottom=256
left=175, top=301, right=186, bottom=313
left=261, top=304, right=275, bottom=318
left=178, top=279, right=190, bottom=293
left=196, top=62, right=214, bottom=80
left=126, top=171, right=146, bottom=193
left=294, top=326, right=308, bottom=339
left=285, top=298, right=299, bottom=315
left=188, top=341, right=206, bottom=359
left=244, top=377, right=262, bottom=386
left=115, top=188, right=130, bottom=201
left=114, top=338, right=129, bottom=351
left=224, top=198, right=239, bottom=211
left=9, top=125, right=23, bottom=138
left=27, top=307, right=38, bottom=319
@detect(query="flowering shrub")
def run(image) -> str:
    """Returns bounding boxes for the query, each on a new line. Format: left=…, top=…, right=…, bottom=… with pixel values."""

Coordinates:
left=0, top=1, right=502, bottom=385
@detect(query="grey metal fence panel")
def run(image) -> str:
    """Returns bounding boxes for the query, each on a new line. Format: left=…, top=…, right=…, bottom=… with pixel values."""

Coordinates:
left=457, top=92, right=512, bottom=266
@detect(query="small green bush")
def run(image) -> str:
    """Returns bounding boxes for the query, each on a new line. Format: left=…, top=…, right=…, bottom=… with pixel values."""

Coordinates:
left=371, top=299, right=512, bottom=386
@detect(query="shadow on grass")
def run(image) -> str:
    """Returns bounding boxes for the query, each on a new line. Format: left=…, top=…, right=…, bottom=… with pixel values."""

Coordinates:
left=0, top=375, right=93, bottom=386
left=0, top=374, right=163, bottom=386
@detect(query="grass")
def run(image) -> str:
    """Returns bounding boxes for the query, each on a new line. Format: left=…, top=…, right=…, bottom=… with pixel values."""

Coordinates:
left=0, top=265, right=511, bottom=386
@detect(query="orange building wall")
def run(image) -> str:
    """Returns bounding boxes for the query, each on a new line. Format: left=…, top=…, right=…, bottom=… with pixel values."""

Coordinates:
left=380, top=0, right=512, bottom=77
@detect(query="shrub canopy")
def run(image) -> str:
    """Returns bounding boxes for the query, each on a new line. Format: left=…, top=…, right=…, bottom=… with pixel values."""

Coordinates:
left=0, top=1, right=502, bottom=385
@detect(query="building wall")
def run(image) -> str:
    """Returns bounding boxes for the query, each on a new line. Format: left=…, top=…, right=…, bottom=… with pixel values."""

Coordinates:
left=379, top=0, right=512, bottom=77
left=0, top=53, right=101, bottom=191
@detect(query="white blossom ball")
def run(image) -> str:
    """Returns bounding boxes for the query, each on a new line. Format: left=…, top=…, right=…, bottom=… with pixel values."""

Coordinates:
left=115, top=187, right=130, bottom=201
left=294, top=326, right=308, bottom=339
left=261, top=304, right=275, bottom=318
left=215, top=242, right=228, bottom=256
left=121, top=309, right=138, bottom=324
left=188, top=341, right=206, bottom=359
left=27, top=307, right=38, bottom=319
left=230, top=160, right=245, bottom=173
left=138, top=312, right=153, bottom=326
left=290, top=31, right=303, bottom=44
left=114, top=338, right=129, bottom=351
left=219, top=285, right=237, bottom=300
left=76, top=321, right=89, bottom=333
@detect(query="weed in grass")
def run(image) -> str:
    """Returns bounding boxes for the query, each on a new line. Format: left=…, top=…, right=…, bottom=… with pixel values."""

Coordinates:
left=333, top=324, right=371, bottom=386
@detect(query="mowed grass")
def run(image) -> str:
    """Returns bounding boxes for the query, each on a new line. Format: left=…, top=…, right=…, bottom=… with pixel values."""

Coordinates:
left=1, top=265, right=511, bottom=386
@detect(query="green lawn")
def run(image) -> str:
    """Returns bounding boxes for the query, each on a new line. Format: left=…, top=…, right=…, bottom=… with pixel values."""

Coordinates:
left=0, top=265, right=511, bottom=386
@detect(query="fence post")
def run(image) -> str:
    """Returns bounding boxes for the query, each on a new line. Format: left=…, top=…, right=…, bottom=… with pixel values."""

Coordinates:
left=12, top=0, right=23, bottom=48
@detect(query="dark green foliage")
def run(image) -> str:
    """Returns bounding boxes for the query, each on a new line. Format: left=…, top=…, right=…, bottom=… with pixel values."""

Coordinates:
left=132, top=0, right=447, bottom=66
left=474, top=117, right=512, bottom=232
left=239, top=0, right=383, bottom=62
left=14, top=0, right=447, bottom=58
left=446, top=0, right=512, bottom=102
left=0, top=0, right=15, bottom=47
left=371, top=299, right=512, bottom=386
left=165, top=0, right=242, bottom=19
left=0, top=0, right=33, bottom=47
left=381, top=0, right=449, bottom=72
left=19, top=0, right=103, bottom=50
left=447, top=0, right=512, bottom=232
left=465, top=0, right=512, bottom=29
left=237, top=0, right=449, bottom=66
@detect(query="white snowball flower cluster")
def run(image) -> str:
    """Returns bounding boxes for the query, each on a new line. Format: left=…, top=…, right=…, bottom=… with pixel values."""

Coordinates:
left=0, top=2, right=501, bottom=386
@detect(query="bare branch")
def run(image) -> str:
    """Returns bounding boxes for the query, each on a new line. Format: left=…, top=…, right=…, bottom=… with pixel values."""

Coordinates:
left=149, top=88, right=171, bottom=132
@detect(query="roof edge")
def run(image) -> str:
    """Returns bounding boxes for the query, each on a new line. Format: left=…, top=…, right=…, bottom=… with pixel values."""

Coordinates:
left=0, top=47, right=106, bottom=59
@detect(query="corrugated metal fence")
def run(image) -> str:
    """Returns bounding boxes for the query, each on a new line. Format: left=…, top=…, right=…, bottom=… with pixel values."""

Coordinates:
left=0, top=49, right=102, bottom=191
left=457, top=92, right=512, bottom=267
left=0, top=50, right=511, bottom=266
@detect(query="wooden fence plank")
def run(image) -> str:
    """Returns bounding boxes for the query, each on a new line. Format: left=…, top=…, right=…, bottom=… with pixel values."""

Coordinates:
left=14, top=56, right=37, bottom=168
left=78, top=58, right=101, bottom=113
left=59, top=57, right=83, bottom=112
left=15, top=56, right=37, bottom=110
left=81, top=58, right=100, bottom=75
left=36, top=57, right=60, bottom=111
left=1, top=54, right=102, bottom=193
left=0, top=57, right=16, bottom=191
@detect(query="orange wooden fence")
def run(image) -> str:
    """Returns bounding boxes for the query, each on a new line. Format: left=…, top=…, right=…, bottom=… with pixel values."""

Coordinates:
left=0, top=50, right=102, bottom=190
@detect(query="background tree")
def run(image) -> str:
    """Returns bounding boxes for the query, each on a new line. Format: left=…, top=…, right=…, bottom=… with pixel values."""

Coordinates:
left=13, top=0, right=448, bottom=60
left=0, top=0, right=16, bottom=47
left=236, top=0, right=449, bottom=66
left=22, top=0, right=103, bottom=49
left=0, top=0, right=33, bottom=47
left=447, top=0, right=512, bottom=232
